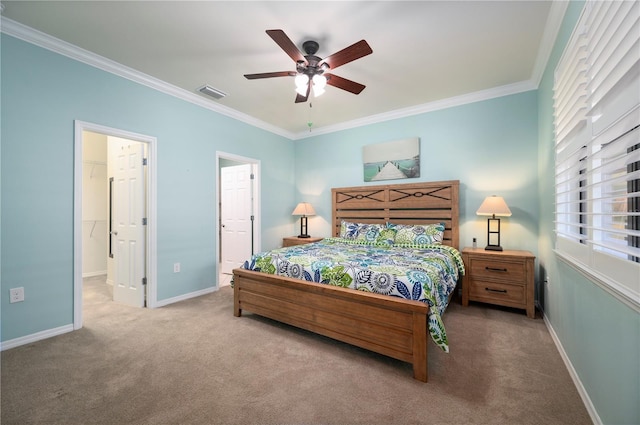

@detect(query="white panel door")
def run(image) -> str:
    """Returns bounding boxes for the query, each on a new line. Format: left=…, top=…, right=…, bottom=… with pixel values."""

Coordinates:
left=109, top=137, right=146, bottom=307
left=221, top=164, right=253, bottom=275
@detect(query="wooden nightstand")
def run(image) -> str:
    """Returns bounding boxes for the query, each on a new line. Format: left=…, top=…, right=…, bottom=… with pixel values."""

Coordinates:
left=461, top=247, right=536, bottom=318
left=282, top=236, right=323, bottom=247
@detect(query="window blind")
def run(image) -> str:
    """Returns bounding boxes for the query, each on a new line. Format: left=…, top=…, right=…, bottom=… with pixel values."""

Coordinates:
left=554, top=0, right=640, bottom=308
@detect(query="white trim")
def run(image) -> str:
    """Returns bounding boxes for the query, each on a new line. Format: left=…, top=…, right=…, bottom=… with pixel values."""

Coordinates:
left=1, top=5, right=567, bottom=141
left=530, top=0, right=570, bottom=87
left=74, top=120, right=159, bottom=332
left=0, top=17, right=294, bottom=140
left=541, top=311, right=602, bottom=425
left=555, top=250, right=640, bottom=313
left=154, top=287, right=217, bottom=308
left=0, top=324, right=74, bottom=352
left=294, top=80, right=537, bottom=139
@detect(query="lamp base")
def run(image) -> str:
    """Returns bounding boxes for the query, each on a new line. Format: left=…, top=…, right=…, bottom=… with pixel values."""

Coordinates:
left=298, top=234, right=310, bottom=239
left=485, top=245, right=503, bottom=251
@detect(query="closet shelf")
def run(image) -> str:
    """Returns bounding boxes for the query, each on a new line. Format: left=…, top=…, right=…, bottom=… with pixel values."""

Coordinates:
left=83, top=160, right=107, bottom=179
left=82, top=219, right=107, bottom=238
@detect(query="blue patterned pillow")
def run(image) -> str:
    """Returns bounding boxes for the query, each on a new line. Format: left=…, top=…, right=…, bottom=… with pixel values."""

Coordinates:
left=387, top=222, right=445, bottom=245
left=340, top=221, right=396, bottom=245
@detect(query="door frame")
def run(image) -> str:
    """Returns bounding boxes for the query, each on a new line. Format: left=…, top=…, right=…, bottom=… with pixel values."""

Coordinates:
left=73, top=120, right=158, bottom=330
left=216, top=152, right=261, bottom=282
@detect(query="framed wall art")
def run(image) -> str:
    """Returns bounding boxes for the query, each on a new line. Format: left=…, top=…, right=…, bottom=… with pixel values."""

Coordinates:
left=362, top=137, right=420, bottom=182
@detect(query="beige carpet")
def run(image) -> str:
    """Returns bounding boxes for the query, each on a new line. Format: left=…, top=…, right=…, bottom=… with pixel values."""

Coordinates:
left=1, top=277, right=591, bottom=424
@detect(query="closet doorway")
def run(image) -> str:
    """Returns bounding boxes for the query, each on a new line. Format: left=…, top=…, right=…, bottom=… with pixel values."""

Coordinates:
left=217, top=152, right=260, bottom=286
left=73, top=121, right=157, bottom=330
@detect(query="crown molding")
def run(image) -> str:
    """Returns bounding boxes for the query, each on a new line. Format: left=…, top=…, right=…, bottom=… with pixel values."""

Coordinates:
left=294, top=79, right=537, bottom=140
left=530, top=0, right=570, bottom=87
left=2, top=2, right=567, bottom=142
left=0, top=17, right=295, bottom=140
left=294, top=2, right=569, bottom=140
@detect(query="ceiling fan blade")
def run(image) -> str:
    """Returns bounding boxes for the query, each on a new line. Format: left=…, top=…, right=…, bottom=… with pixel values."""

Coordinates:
left=295, top=83, right=311, bottom=103
left=319, top=40, right=372, bottom=70
left=325, top=74, right=366, bottom=95
left=266, top=29, right=306, bottom=64
left=244, top=71, right=295, bottom=80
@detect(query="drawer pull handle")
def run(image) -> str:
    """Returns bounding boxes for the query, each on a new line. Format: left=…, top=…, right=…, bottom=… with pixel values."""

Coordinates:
left=485, top=287, right=508, bottom=293
left=485, top=266, right=508, bottom=272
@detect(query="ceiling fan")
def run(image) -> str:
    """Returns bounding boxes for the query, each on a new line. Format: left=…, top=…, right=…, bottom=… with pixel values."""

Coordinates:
left=244, top=29, right=373, bottom=103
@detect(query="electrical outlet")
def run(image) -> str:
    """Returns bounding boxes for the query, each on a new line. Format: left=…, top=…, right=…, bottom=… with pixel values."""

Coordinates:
left=10, top=287, right=25, bottom=303
left=173, top=263, right=181, bottom=273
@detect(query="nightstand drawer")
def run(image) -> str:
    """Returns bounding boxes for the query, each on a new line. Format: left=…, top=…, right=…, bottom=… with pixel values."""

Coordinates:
left=469, top=258, right=525, bottom=282
left=468, top=279, right=526, bottom=305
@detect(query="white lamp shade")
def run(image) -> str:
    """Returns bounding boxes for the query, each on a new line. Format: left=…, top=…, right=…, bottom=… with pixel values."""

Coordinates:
left=312, top=75, right=326, bottom=97
left=312, top=85, right=325, bottom=97
left=292, top=202, right=316, bottom=216
left=312, top=74, right=327, bottom=89
left=295, top=74, right=309, bottom=88
left=476, top=196, right=512, bottom=217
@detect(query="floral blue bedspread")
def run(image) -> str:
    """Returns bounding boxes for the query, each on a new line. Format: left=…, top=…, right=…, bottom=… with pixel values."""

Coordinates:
left=242, top=237, right=465, bottom=352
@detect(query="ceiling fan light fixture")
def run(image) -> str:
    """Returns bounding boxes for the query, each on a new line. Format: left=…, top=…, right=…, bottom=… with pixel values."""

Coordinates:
left=312, top=86, right=325, bottom=97
left=312, top=74, right=327, bottom=89
left=312, top=74, right=326, bottom=97
left=295, top=73, right=309, bottom=89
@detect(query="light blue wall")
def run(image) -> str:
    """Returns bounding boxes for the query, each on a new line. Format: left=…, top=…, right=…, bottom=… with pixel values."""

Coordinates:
left=294, top=91, right=540, bottom=258
left=537, top=2, right=639, bottom=424
left=1, top=34, right=295, bottom=341
left=3, top=9, right=638, bottom=423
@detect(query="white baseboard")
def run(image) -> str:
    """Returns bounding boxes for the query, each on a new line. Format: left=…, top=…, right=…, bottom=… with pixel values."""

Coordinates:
left=541, top=310, right=601, bottom=425
left=152, top=286, right=217, bottom=308
left=0, top=324, right=74, bottom=351
left=1, top=286, right=217, bottom=349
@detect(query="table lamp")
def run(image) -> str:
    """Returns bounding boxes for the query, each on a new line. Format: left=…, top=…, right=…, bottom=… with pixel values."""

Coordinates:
left=292, top=202, right=316, bottom=238
left=476, top=195, right=512, bottom=251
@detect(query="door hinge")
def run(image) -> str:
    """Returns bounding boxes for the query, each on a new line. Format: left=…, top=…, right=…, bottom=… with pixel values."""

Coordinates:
left=142, top=218, right=147, bottom=225
left=142, top=277, right=147, bottom=286
left=251, top=215, right=255, bottom=221
left=142, top=157, right=148, bottom=166
left=250, top=173, right=255, bottom=180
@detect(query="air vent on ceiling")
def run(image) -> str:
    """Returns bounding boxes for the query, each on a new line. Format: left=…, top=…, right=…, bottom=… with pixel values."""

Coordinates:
left=198, top=85, right=227, bottom=100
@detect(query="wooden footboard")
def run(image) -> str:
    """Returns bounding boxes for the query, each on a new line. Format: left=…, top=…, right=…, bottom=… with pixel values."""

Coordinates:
left=233, top=268, right=430, bottom=382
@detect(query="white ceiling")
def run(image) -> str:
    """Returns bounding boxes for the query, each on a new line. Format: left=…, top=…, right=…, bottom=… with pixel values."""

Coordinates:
left=1, top=1, right=562, bottom=138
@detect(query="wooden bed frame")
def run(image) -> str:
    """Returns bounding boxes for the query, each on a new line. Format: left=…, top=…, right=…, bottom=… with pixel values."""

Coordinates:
left=233, top=180, right=459, bottom=382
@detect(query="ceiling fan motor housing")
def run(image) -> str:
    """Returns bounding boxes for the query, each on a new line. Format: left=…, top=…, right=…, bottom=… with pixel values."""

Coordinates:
left=302, top=40, right=319, bottom=55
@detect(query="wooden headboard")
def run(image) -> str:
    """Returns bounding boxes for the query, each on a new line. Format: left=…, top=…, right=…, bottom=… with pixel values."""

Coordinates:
left=331, top=180, right=460, bottom=249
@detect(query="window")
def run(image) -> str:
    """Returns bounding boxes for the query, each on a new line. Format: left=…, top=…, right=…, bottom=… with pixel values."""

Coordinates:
left=554, top=0, right=640, bottom=308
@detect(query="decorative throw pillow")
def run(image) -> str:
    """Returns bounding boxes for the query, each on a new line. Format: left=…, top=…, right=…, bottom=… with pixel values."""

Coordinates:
left=354, top=224, right=384, bottom=243
left=389, top=223, right=445, bottom=245
left=340, top=221, right=364, bottom=239
left=376, top=227, right=397, bottom=245
left=340, top=221, right=396, bottom=245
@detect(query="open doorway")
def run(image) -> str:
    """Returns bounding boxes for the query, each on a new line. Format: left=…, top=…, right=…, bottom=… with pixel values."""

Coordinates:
left=217, top=152, right=260, bottom=287
left=73, top=121, right=157, bottom=330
